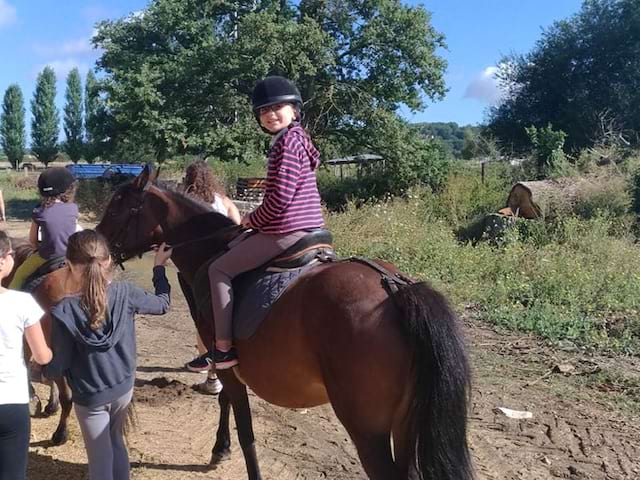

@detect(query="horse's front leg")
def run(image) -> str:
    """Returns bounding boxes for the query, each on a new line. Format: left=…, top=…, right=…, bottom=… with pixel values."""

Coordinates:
left=43, top=377, right=60, bottom=416
left=218, top=370, right=262, bottom=480
left=28, top=380, right=43, bottom=417
left=210, top=389, right=232, bottom=464
left=51, top=377, right=72, bottom=446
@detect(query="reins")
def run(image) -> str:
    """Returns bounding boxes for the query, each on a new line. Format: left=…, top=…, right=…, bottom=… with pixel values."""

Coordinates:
left=109, top=180, right=241, bottom=268
left=164, top=224, right=242, bottom=250
left=110, top=180, right=154, bottom=268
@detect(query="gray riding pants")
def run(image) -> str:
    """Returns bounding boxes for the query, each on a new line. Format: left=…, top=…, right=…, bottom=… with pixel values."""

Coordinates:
left=74, top=389, right=133, bottom=480
left=209, top=230, right=307, bottom=343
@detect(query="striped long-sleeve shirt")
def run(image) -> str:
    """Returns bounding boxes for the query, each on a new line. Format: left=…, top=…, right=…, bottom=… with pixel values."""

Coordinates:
left=248, top=125, right=325, bottom=234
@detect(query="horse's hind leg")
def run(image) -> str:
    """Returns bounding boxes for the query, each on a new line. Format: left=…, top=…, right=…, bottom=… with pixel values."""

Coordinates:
left=344, top=429, right=400, bottom=479
left=51, top=378, right=72, bottom=446
left=218, top=370, right=262, bottom=480
left=210, top=390, right=232, bottom=464
left=43, top=378, right=60, bottom=416
left=392, top=414, right=416, bottom=479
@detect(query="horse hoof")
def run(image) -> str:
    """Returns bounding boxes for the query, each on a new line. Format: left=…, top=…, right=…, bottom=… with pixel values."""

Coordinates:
left=43, top=402, right=60, bottom=417
left=209, top=447, right=231, bottom=466
left=29, top=398, right=43, bottom=417
left=51, top=429, right=68, bottom=446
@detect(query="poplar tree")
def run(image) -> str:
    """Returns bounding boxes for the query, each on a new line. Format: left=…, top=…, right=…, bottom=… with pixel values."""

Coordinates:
left=31, top=66, right=60, bottom=166
left=63, top=68, right=84, bottom=163
left=0, top=84, right=26, bottom=169
left=84, top=69, right=99, bottom=162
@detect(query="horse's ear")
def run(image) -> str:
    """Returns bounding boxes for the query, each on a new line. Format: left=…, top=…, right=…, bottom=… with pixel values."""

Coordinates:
left=132, top=164, right=154, bottom=191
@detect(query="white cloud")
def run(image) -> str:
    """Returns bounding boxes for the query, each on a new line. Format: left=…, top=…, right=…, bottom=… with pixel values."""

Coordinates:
left=33, top=38, right=94, bottom=56
left=35, top=59, right=90, bottom=79
left=81, top=5, right=112, bottom=23
left=0, top=0, right=17, bottom=28
left=463, top=66, right=505, bottom=105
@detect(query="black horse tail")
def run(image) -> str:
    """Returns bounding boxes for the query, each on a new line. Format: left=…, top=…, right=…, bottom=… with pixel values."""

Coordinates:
left=394, top=281, right=474, bottom=480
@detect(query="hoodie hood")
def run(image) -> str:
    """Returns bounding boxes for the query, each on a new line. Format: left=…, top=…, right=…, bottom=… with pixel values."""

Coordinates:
left=289, top=124, right=320, bottom=170
left=52, top=283, right=131, bottom=352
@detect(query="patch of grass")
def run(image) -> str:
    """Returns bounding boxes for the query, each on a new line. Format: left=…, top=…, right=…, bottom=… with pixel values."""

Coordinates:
left=0, top=171, right=39, bottom=220
left=573, top=369, right=640, bottom=414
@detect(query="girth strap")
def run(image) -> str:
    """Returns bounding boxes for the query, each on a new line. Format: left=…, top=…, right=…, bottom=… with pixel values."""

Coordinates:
left=347, top=256, right=415, bottom=294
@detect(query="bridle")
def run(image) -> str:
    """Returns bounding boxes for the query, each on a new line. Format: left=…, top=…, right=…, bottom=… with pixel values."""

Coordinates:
left=109, top=180, right=154, bottom=268
left=107, top=180, right=243, bottom=268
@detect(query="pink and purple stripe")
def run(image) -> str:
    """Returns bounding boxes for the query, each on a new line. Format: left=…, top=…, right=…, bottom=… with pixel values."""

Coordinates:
left=248, top=126, right=324, bottom=234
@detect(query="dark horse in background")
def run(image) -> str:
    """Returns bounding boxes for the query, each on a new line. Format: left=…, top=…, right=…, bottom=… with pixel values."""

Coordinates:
left=96, top=165, right=474, bottom=480
left=3, top=240, right=76, bottom=445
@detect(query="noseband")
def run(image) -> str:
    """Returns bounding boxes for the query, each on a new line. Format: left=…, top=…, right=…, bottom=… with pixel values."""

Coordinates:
left=107, top=180, right=242, bottom=268
left=110, top=180, right=154, bottom=267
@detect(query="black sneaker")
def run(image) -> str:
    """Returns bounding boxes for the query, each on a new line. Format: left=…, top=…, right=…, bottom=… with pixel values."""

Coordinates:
left=185, top=352, right=213, bottom=372
left=213, top=347, right=239, bottom=370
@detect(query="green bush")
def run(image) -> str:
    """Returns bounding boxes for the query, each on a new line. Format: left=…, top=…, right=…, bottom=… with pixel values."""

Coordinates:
left=75, top=178, right=128, bottom=219
left=632, top=169, right=640, bottom=216
left=318, top=170, right=392, bottom=211
left=574, top=176, right=632, bottom=220
left=526, top=123, right=568, bottom=179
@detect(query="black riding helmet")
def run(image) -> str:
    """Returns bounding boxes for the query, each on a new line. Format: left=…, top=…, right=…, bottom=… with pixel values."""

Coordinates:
left=38, top=167, right=76, bottom=197
left=251, top=76, right=303, bottom=131
left=251, top=76, right=302, bottom=112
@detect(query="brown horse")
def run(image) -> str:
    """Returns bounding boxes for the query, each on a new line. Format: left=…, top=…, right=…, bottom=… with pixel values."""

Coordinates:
left=96, top=165, right=474, bottom=480
left=3, top=239, right=76, bottom=446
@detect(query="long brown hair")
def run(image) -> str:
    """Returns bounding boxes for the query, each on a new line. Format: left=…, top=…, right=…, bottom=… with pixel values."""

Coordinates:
left=66, top=230, right=112, bottom=330
left=41, top=183, right=77, bottom=209
left=184, top=160, right=225, bottom=204
left=0, top=230, right=11, bottom=257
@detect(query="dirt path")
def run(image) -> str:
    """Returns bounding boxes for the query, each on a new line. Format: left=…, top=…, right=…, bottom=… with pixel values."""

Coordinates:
left=4, top=220, right=637, bottom=479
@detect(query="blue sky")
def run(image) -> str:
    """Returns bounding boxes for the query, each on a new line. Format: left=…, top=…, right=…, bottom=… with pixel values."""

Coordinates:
left=408, top=0, right=584, bottom=126
left=0, top=0, right=585, bottom=140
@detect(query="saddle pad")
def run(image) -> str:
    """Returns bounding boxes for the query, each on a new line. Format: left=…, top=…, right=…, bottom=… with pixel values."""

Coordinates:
left=22, top=256, right=66, bottom=294
left=193, top=261, right=317, bottom=340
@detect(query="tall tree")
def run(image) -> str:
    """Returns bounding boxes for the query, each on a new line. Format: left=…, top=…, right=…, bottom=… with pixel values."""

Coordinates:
left=0, top=84, right=26, bottom=169
left=31, top=66, right=60, bottom=165
left=488, top=0, right=640, bottom=151
left=63, top=68, right=84, bottom=163
left=92, top=0, right=449, bottom=185
left=84, top=69, right=101, bottom=162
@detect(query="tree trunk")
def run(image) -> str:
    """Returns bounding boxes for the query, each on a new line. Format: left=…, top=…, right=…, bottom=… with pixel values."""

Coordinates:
left=506, top=179, right=592, bottom=219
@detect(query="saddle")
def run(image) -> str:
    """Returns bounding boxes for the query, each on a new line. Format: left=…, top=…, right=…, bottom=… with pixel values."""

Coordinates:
left=192, top=229, right=336, bottom=340
left=267, top=229, right=335, bottom=270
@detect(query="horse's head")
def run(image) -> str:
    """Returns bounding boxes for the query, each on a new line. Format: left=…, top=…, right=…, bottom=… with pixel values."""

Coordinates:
left=96, top=165, right=165, bottom=264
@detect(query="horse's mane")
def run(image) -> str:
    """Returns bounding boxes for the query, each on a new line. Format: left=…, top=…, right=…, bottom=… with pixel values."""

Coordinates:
left=152, top=181, right=238, bottom=246
left=155, top=180, right=214, bottom=214
left=10, top=237, right=35, bottom=267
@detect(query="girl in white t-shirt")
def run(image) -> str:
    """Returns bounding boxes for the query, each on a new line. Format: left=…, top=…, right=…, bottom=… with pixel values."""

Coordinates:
left=181, top=161, right=240, bottom=394
left=0, top=231, right=52, bottom=480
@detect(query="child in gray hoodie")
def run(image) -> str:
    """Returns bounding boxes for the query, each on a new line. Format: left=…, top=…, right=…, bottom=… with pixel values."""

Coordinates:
left=43, top=230, right=172, bottom=480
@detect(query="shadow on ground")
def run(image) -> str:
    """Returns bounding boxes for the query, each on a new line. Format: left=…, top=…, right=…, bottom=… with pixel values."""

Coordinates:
left=28, top=450, right=87, bottom=480
left=7, top=198, right=36, bottom=221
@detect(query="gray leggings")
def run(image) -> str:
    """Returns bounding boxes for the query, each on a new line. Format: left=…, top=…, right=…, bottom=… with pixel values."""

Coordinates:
left=209, top=230, right=307, bottom=343
left=74, top=389, right=133, bottom=480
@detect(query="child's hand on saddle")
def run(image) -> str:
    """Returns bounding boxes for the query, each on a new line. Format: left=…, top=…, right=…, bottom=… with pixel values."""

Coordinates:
left=153, top=242, right=173, bottom=266
left=240, top=215, right=252, bottom=229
